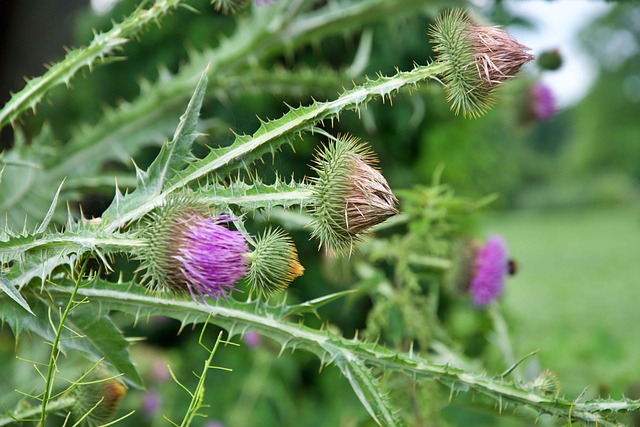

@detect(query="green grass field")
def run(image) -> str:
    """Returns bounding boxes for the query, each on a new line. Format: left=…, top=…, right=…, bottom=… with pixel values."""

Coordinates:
left=485, top=203, right=640, bottom=398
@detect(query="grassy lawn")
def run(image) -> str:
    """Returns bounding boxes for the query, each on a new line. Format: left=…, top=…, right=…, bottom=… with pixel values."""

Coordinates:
left=484, top=203, right=640, bottom=398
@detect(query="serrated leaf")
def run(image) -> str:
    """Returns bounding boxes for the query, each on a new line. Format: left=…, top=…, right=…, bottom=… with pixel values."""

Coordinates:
left=44, top=282, right=640, bottom=426
left=333, top=355, right=400, bottom=427
left=34, top=180, right=65, bottom=234
left=101, top=69, right=209, bottom=225
left=282, top=289, right=358, bottom=317
left=0, top=0, right=186, bottom=128
left=0, top=226, right=142, bottom=289
left=0, top=290, right=143, bottom=387
left=0, top=274, right=34, bottom=315
left=68, top=304, right=144, bottom=387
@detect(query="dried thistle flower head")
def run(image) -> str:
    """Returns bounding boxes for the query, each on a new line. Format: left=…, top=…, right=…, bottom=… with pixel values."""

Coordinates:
left=139, top=196, right=249, bottom=302
left=309, top=135, right=399, bottom=255
left=246, top=227, right=304, bottom=298
left=430, top=9, right=534, bottom=117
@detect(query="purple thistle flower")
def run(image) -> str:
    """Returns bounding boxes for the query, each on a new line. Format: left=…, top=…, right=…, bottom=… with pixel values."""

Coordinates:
left=530, top=82, right=555, bottom=121
left=255, top=0, right=274, bottom=5
left=143, top=392, right=161, bottom=417
left=244, top=332, right=261, bottom=347
left=173, top=215, right=249, bottom=302
left=469, top=236, right=509, bottom=306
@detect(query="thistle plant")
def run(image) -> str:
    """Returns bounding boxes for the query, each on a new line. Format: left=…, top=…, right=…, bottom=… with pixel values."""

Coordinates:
left=0, top=2, right=637, bottom=427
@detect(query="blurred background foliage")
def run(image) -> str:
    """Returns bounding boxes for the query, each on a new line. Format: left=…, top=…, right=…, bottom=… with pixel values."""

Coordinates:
left=1, top=0, right=639, bottom=425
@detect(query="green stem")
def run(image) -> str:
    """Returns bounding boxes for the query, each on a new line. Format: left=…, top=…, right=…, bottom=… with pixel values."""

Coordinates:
left=204, top=188, right=314, bottom=207
left=39, top=266, right=86, bottom=426
left=407, top=254, right=452, bottom=269
left=0, top=396, right=75, bottom=426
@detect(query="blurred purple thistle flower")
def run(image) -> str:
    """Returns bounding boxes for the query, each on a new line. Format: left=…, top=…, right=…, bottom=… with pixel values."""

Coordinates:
left=469, top=236, right=508, bottom=306
left=143, top=392, right=161, bottom=418
left=255, top=0, right=274, bottom=5
left=530, top=82, right=555, bottom=121
left=174, top=215, right=249, bottom=302
left=244, top=332, right=261, bottom=347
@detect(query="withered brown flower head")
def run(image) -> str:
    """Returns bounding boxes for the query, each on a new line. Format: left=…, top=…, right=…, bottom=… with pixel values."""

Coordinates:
left=310, top=135, right=400, bottom=255
left=469, top=25, right=535, bottom=91
left=345, top=156, right=399, bottom=235
left=430, top=9, right=534, bottom=117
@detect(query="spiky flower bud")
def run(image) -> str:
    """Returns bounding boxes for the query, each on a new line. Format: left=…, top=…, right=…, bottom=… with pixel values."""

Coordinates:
left=528, top=369, right=561, bottom=397
left=139, top=198, right=250, bottom=302
left=246, top=228, right=304, bottom=298
left=71, top=373, right=126, bottom=427
left=430, top=9, right=534, bottom=117
left=309, top=135, right=399, bottom=254
left=537, top=48, right=563, bottom=71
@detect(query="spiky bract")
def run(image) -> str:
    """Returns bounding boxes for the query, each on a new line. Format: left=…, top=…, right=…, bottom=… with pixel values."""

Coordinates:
left=247, top=227, right=304, bottom=298
left=430, top=9, right=534, bottom=117
left=309, top=135, right=399, bottom=255
left=138, top=195, right=249, bottom=302
left=211, top=0, right=247, bottom=14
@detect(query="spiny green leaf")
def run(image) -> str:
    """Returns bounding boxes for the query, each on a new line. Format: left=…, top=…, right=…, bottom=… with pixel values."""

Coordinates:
left=0, top=290, right=143, bottom=387
left=101, top=69, right=209, bottom=225
left=68, top=304, right=144, bottom=387
left=44, top=281, right=640, bottom=426
left=0, top=274, right=34, bottom=315
left=1, top=226, right=143, bottom=289
left=0, top=0, right=188, bottom=128
left=333, top=355, right=400, bottom=427
left=102, top=62, right=447, bottom=232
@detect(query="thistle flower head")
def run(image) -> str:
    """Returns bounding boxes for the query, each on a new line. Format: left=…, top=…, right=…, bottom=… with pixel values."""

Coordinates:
left=139, top=197, right=249, bottom=302
left=430, top=9, right=534, bottom=117
left=71, top=372, right=126, bottom=427
left=246, top=227, right=304, bottom=298
left=529, top=82, right=556, bottom=121
left=309, top=135, right=399, bottom=255
left=469, top=235, right=509, bottom=306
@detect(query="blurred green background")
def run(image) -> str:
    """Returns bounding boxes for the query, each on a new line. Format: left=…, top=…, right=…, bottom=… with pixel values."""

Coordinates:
left=1, top=0, right=639, bottom=425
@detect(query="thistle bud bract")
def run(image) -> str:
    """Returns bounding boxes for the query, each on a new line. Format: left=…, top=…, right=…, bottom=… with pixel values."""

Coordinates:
left=139, top=198, right=249, bottom=302
left=247, top=228, right=304, bottom=298
left=430, top=9, right=534, bottom=117
left=309, top=135, right=399, bottom=254
left=529, top=369, right=561, bottom=397
left=71, top=373, right=126, bottom=427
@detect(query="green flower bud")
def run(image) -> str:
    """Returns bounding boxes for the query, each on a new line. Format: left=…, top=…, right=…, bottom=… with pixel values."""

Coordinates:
left=309, top=135, right=399, bottom=255
left=528, top=369, right=561, bottom=397
left=246, top=227, right=304, bottom=298
left=429, top=9, right=534, bottom=117
left=71, top=372, right=126, bottom=426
